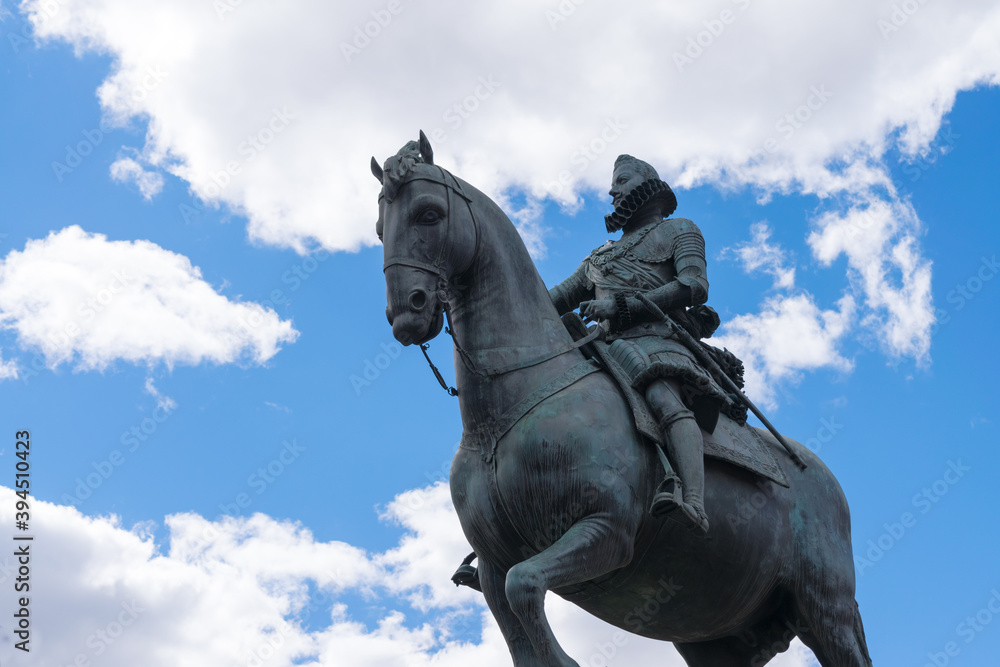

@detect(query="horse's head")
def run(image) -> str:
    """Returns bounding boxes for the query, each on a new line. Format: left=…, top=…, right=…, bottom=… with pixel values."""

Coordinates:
left=372, top=131, right=477, bottom=346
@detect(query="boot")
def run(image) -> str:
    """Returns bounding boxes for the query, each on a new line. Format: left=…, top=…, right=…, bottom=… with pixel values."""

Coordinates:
left=649, top=417, right=709, bottom=535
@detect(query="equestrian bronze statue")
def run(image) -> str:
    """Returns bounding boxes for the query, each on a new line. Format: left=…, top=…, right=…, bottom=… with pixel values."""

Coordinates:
left=372, top=132, right=872, bottom=666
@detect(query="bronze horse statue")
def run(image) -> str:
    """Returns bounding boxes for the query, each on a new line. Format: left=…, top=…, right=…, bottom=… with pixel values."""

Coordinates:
left=373, top=133, right=872, bottom=666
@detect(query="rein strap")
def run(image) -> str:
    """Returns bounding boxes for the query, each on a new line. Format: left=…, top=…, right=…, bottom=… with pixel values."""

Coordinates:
left=458, top=326, right=601, bottom=377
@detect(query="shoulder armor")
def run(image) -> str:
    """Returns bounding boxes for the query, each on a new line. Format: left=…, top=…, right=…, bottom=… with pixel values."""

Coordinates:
left=632, top=218, right=702, bottom=263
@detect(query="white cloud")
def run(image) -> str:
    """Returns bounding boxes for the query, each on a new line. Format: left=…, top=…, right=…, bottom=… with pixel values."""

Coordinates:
left=713, top=293, right=856, bottom=408
left=22, top=0, right=996, bottom=376
left=23, top=0, right=1000, bottom=233
left=0, top=226, right=298, bottom=372
left=0, top=483, right=819, bottom=666
left=0, top=350, right=18, bottom=379
left=721, top=221, right=796, bottom=289
left=808, top=199, right=933, bottom=361
left=375, top=482, right=481, bottom=611
left=144, top=377, right=177, bottom=412
left=110, top=156, right=165, bottom=200
left=716, top=222, right=858, bottom=404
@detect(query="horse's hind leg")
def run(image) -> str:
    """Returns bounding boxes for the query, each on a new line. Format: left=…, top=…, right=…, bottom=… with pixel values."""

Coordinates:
left=477, top=558, right=548, bottom=667
left=505, top=515, right=635, bottom=667
left=793, top=594, right=873, bottom=666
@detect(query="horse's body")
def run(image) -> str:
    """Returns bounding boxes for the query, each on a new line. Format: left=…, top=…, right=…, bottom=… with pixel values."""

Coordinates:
left=375, top=135, right=872, bottom=666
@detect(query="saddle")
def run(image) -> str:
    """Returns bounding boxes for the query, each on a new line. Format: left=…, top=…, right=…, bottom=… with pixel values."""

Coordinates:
left=562, top=313, right=789, bottom=488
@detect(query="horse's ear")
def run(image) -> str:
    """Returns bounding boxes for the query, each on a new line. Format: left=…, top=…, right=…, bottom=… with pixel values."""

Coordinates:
left=370, top=156, right=384, bottom=183
left=418, top=130, right=434, bottom=165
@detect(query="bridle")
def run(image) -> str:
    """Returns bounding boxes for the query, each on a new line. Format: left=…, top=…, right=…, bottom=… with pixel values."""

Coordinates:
left=379, top=164, right=598, bottom=396
left=380, top=165, right=478, bottom=396
left=381, top=165, right=477, bottom=286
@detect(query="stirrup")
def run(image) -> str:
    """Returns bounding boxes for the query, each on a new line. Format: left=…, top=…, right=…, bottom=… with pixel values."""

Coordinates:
left=649, top=477, right=685, bottom=520
left=650, top=479, right=709, bottom=535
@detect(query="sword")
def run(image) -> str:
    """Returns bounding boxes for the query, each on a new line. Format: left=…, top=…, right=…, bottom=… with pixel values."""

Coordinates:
left=631, top=292, right=808, bottom=471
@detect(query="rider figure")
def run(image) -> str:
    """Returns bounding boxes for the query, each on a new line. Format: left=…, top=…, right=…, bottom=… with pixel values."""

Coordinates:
left=548, top=154, right=727, bottom=535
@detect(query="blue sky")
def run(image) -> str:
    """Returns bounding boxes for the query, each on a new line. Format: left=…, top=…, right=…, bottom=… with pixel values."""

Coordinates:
left=1, top=1, right=999, bottom=665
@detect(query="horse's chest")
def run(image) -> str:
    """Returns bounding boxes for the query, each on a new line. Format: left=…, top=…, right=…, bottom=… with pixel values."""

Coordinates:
left=450, top=447, right=536, bottom=571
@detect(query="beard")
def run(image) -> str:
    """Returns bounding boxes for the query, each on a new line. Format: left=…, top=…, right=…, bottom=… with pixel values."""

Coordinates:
left=604, top=178, right=678, bottom=233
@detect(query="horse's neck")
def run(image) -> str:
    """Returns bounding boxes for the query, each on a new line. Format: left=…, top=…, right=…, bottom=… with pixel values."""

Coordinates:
left=448, top=207, right=579, bottom=426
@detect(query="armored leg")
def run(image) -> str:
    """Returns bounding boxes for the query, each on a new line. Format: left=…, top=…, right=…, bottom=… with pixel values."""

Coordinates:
left=645, top=379, right=709, bottom=535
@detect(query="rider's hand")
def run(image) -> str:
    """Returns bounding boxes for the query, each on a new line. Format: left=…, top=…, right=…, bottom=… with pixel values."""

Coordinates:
left=580, top=299, right=616, bottom=323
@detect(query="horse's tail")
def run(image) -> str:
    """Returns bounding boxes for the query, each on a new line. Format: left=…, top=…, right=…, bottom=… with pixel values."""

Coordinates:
left=853, top=600, right=873, bottom=666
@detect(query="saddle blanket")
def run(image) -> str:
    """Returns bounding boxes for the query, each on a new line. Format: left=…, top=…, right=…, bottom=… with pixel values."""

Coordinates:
left=592, top=338, right=790, bottom=488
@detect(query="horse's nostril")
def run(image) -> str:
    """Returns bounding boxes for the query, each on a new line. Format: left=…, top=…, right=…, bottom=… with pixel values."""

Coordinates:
left=409, top=290, right=427, bottom=311
left=386, top=307, right=393, bottom=325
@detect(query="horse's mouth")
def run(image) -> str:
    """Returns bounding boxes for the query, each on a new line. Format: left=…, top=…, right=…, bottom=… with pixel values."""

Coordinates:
left=392, top=306, right=444, bottom=346
left=415, top=308, right=445, bottom=345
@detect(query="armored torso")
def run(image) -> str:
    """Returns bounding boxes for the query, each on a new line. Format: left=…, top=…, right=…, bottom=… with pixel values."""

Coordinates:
left=587, top=219, right=677, bottom=300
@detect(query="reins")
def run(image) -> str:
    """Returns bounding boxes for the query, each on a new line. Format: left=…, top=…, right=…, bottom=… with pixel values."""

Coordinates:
left=384, top=164, right=596, bottom=397
left=418, top=313, right=601, bottom=397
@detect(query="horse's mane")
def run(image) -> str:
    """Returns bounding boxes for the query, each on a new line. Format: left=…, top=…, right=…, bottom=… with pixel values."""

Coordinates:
left=378, top=139, right=519, bottom=258
left=381, top=141, right=426, bottom=203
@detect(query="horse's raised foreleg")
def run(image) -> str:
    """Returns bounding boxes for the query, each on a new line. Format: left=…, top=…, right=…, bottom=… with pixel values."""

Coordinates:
left=477, top=557, right=550, bottom=667
left=505, top=514, right=636, bottom=667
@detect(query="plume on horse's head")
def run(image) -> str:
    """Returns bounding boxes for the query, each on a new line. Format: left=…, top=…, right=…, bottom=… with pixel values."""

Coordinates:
left=374, top=131, right=436, bottom=203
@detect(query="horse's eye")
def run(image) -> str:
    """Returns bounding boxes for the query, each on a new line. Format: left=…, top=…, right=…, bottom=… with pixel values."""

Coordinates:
left=416, top=208, right=441, bottom=225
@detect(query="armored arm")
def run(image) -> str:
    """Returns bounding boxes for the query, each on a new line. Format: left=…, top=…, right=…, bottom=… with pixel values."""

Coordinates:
left=625, top=219, right=708, bottom=315
left=548, top=261, right=594, bottom=316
